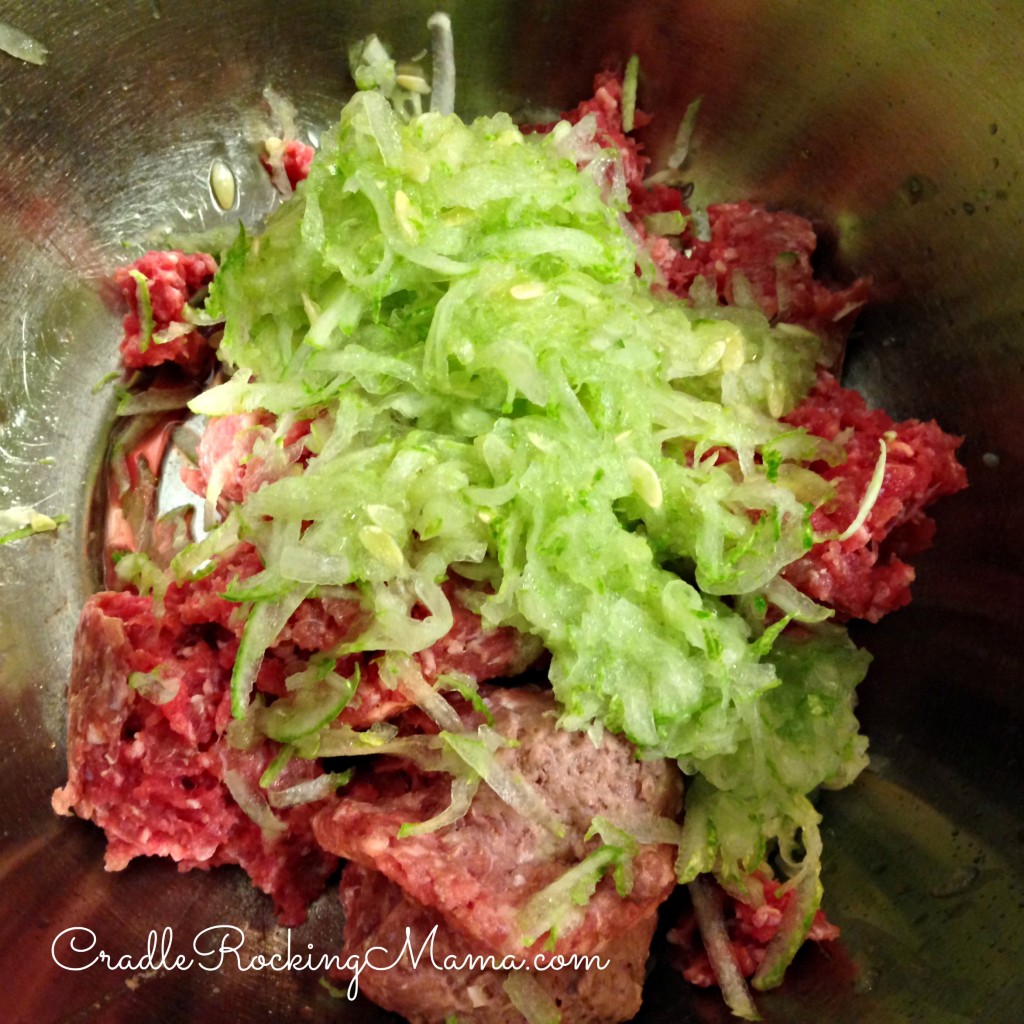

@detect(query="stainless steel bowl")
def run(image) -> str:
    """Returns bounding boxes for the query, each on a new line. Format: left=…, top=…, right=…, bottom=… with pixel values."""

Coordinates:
left=1, top=2, right=1021, bottom=1021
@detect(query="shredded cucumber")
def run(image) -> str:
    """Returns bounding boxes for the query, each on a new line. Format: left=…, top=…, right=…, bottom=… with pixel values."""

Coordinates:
left=261, top=663, right=361, bottom=743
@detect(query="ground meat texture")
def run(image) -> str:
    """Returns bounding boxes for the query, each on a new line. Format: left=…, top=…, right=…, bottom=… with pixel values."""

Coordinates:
left=538, top=76, right=868, bottom=348
left=179, top=413, right=316, bottom=507
left=51, top=591, right=337, bottom=926
left=530, top=72, right=680, bottom=235
left=657, top=203, right=871, bottom=346
left=667, top=874, right=840, bottom=988
left=554, top=71, right=656, bottom=209
left=283, top=139, right=315, bottom=187
left=261, top=138, right=315, bottom=191
left=335, top=582, right=544, bottom=729
left=51, top=538, right=543, bottom=925
left=114, top=250, right=217, bottom=373
left=112, top=536, right=536, bottom=724
left=337, top=863, right=657, bottom=1024
left=414, top=585, right=545, bottom=685
left=781, top=371, right=967, bottom=621
left=180, top=413, right=269, bottom=505
left=178, top=544, right=364, bottom=654
left=149, top=542, right=366, bottom=659
left=313, top=685, right=682, bottom=962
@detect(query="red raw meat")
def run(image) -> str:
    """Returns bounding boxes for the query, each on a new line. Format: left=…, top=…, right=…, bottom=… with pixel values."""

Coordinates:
left=337, top=586, right=544, bottom=731
left=668, top=874, right=840, bottom=988
left=115, top=250, right=217, bottom=373
left=547, top=74, right=869, bottom=346
left=51, top=591, right=337, bottom=926
left=51, top=538, right=545, bottom=925
left=337, top=862, right=658, bottom=1024
left=261, top=138, right=315, bottom=190
left=180, top=413, right=317, bottom=506
left=314, top=685, right=682, bottom=962
left=282, top=139, right=315, bottom=188
left=529, top=71, right=682, bottom=232
left=782, top=372, right=967, bottom=621
left=333, top=581, right=543, bottom=728
left=662, top=202, right=871, bottom=344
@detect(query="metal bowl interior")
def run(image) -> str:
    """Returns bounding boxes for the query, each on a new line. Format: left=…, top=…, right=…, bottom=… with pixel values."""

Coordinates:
left=1, top=2, right=1021, bottom=1022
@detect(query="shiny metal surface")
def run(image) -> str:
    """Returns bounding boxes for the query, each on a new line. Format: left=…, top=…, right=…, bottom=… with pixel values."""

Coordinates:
left=1, top=2, right=1021, bottom=1021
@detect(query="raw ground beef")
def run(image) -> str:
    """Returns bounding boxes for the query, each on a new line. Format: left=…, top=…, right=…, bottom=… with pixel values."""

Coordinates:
left=50, top=590, right=337, bottom=926
left=338, top=862, right=658, bottom=1024
left=261, top=138, right=315, bottom=191
left=659, top=202, right=870, bottom=347
left=178, top=412, right=313, bottom=506
left=667, top=874, right=839, bottom=987
left=549, top=73, right=869, bottom=345
left=313, top=685, right=683, bottom=963
left=114, top=250, right=217, bottom=373
left=527, top=71, right=671, bottom=224
left=336, top=585, right=543, bottom=730
left=281, top=139, right=315, bottom=189
left=53, top=543, right=542, bottom=925
left=782, top=372, right=967, bottom=621
left=164, top=543, right=540, bottom=728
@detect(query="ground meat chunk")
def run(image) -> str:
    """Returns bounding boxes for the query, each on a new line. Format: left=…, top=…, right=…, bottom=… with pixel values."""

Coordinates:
left=553, top=71, right=656, bottom=208
left=335, top=583, right=544, bottom=730
left=261, top=138, right=316, bottom=191
left=781, top=371, right=967, bottom=621
left=282, top=139, right=315, bottom=187
left=414, top=587, right=545, bottom=685
left=537, top=75, right=868, bottom=347
left=52, top=538, right=544, bottom=929
left=338, top=863, right=657, bottom=1024
left=51, top=592, right=337, bottom=925
left=529, top=71, right=679, bottom=234
left=114, top=250, right=217, bottom=373
left=667, top=874, right=840, bottom=988
left=180, top=413, right=270, bottom=505
left=179, top=413, right=315, bottom=506
left=145, top=542, right=366, bottom=658
left=103, top=533, right=536, bottom=724
left=313, top=685, right=682, bottom=962
left=662, top=202, right=871, bottom=345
